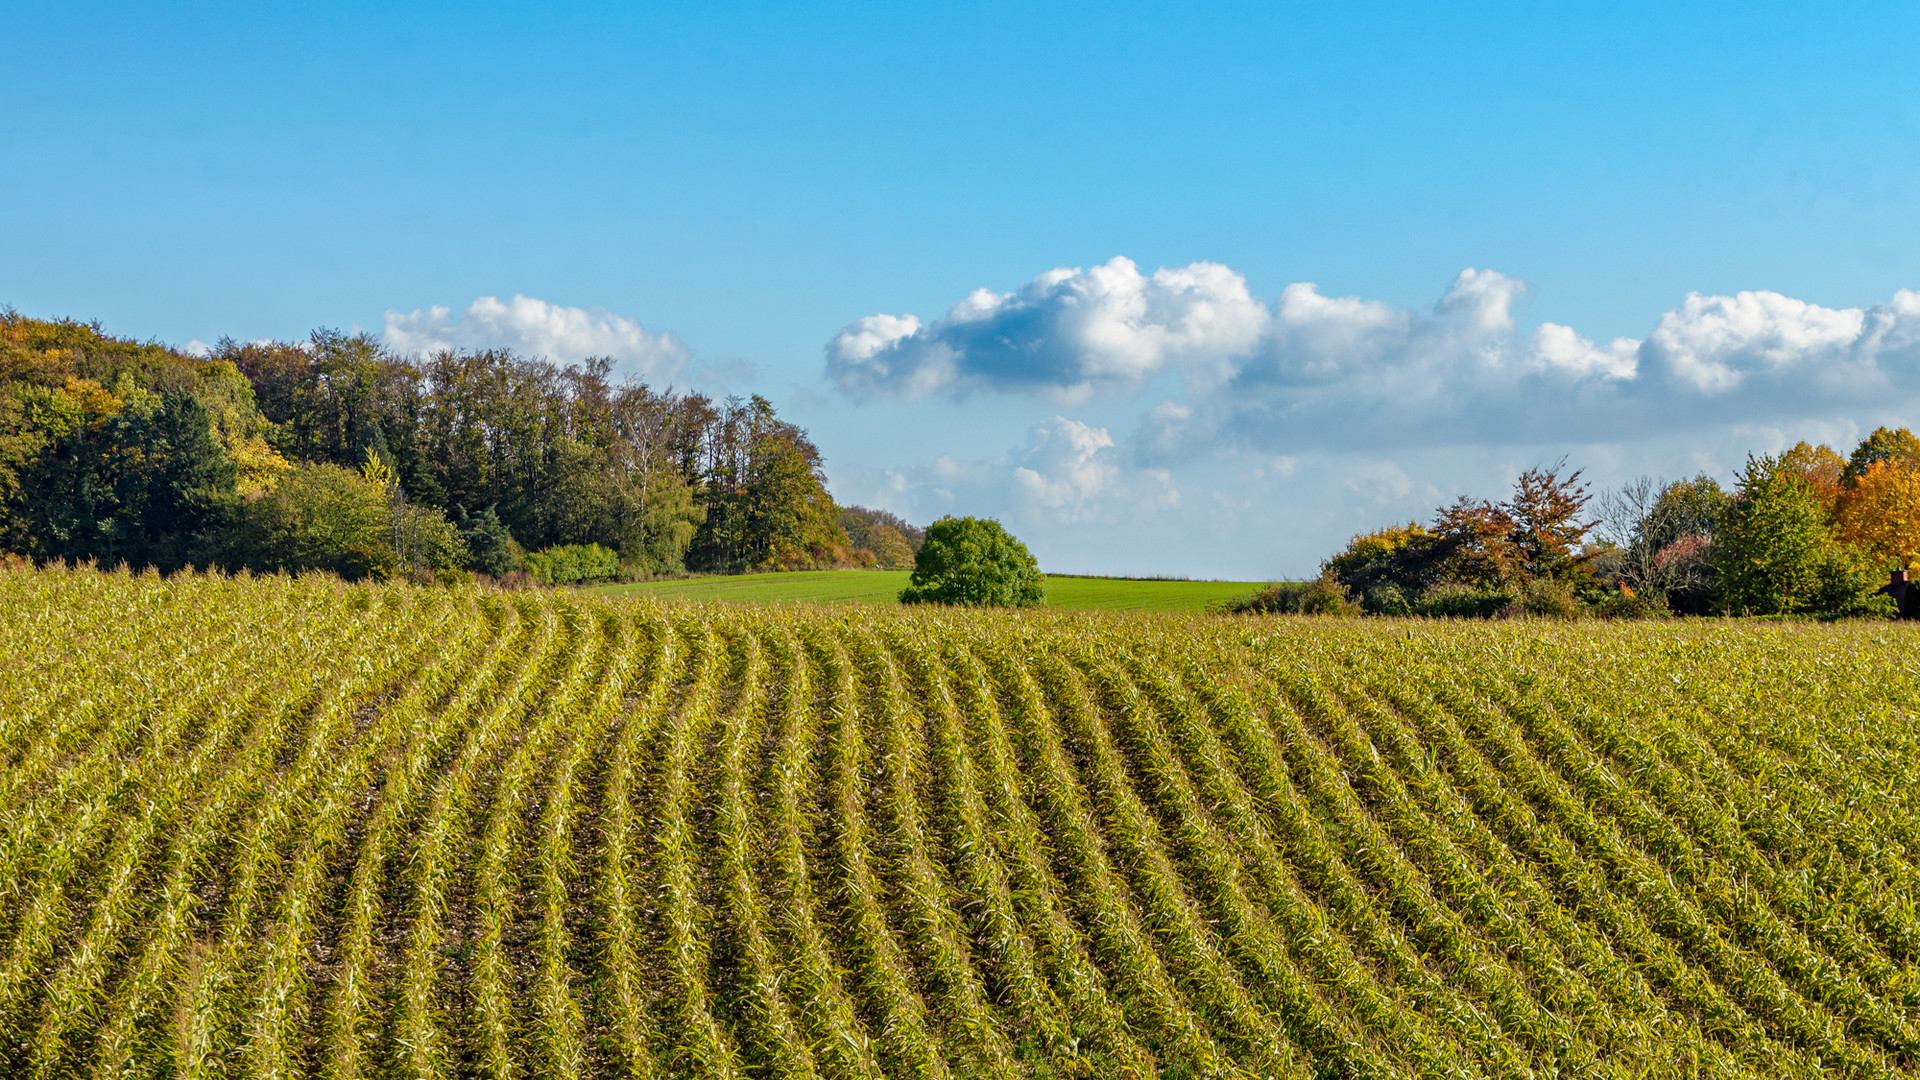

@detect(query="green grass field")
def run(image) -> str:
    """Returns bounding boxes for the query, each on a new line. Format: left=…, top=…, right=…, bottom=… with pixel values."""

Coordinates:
left=597, top=569, right=1273, bottom=611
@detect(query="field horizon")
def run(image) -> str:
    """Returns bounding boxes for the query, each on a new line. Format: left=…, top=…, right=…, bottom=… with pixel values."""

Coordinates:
left=597, top=569, right=1277, bottom=612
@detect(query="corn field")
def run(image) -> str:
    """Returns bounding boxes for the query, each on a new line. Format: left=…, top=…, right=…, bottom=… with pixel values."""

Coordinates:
left=6, top=565, right=1920, bottom=1079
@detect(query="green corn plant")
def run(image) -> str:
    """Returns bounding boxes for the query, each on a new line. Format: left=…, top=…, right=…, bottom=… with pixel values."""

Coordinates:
left=751, top=624, right=885, bottom=1080
left=843, top=624, right=1020, bottom=1080
left=797, top=624, right=954, bottom=1080
left=975, top=633, right=1228, bottom=1075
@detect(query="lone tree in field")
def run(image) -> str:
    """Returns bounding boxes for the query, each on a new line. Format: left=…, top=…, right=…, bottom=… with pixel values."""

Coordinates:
left=899, top=515, right=1045, bottom=607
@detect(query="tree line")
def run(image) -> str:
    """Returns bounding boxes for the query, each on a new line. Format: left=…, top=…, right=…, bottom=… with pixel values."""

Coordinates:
left=1235, top=430, right=1920, bottom=618
left=0, top=310, right=920, bottom=580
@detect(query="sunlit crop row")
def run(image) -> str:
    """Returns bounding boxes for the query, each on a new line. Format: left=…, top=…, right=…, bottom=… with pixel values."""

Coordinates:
left=4, top=564, right=1919, bottom=1078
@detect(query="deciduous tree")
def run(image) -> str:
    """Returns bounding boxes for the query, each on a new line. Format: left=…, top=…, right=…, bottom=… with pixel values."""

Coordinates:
left=1833, top=459, right=1920, bottom=569
left=1843, top=426, right=1920, bottom=486
left=899, top=516, right=1045, bottom=607
left=1716, top=454, right=1882, bottom=615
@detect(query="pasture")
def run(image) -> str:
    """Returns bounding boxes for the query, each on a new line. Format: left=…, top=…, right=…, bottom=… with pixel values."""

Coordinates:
left=4, top=564, right=1919, bottom=1078
left=599, top=570, right=1272, bottom=612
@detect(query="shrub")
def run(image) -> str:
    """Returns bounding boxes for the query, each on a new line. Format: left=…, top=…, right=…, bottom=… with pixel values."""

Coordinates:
left=1410, top=582, right=1513, bottom=619
left=1363, top=582, right=1413, bottom=616
left=1216, top=577, right=1360, bottom=616
left=522, top=543, right=621, bottom=586
left=1518, top=577, right=1583, bottom=619
left=1813, top=542, right=1896, bottom=618
left=1652, top=533, right=1718, bottom=615
left=233, top=461, right=464, bottom=581
left=898, top=516, right=1045, bottom=607
left=1596, top=585, right=1668, bottom=619
left=1325, top=522, right=1440, bottom=599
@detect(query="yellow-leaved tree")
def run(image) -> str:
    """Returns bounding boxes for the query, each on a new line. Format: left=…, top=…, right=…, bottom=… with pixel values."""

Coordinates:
left=1834, top=459, right=1920, bottom=569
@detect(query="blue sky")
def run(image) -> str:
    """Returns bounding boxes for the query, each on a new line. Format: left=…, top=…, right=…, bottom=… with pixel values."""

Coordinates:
left=6, top=2, right=1920, bottom=577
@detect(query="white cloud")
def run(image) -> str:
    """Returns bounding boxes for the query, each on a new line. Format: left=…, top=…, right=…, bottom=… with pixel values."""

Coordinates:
left=382, top=294, right=689, bottom=383
left=1641, top=289, right=1870, bottom=393
left=831, top=260, right=1920, bottom=457
left=1528, top=323, right=1639, bottom=379
left=1013, top=417, right=1117, bottom=513
left=850, top=415, right=1182, bottom=530
left=828, top=256, right=1266, bottom=402
left=1212, top=275, right=1920, bottom=456
left=1236, top=268, right=1605, bottom=393
left=1260, top=282, right=1409, bottom=385
left=821, top=261, right=1920, bottom=581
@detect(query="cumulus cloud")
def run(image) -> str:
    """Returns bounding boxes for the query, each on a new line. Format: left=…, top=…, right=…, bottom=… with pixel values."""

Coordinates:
left=1641, top=290, right=1872, bottom=393
left=383, top=294, right=689, bottom=383
left=828, top=257, right=1266, bottom=402
left=1012, top=417, right=1124, bottom=516
left=859, top=415, right=1181, bottom=530
left=1527, top=323, right=1639, bottom=380
left=1226, top=279, right=1920, bottom=454
left=1241, top=269, right=1543, bottom=393
left=830, top=258, right=1920, bottom=456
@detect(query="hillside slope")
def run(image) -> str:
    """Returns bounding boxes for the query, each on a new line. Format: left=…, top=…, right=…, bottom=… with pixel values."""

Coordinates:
left=4, top=567, right=1919, bottom=1078
left=597, top=570, right=1274, bottom=612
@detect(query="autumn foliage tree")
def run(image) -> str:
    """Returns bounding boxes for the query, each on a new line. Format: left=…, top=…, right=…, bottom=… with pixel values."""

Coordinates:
left=1321, top=460, right=1596, bottom=615
left=1505, top=460, right=1597, bottom=580
left=1843, top=426, right=1920, bottom=486
left=1833, top=458, right=1920, bottom=569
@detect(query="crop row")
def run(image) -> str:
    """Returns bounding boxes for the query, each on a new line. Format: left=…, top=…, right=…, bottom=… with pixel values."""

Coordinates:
left=4, top=565, right=1919, bottom=1078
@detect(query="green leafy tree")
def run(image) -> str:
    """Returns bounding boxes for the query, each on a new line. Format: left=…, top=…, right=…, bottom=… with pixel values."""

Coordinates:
left=234, top=462, right=393, bottom=579
left=5, top=378, right=238, bottom=570
left=125, top=391, right=239, bottom=568
left=1812, top=542, right=1892, bottom=617
left=234, top=459, right=464, bottom=581
left=690, top=395, right=846, bottom=571
left=1716, top=454, right=1883, bottom=615
left=1647, top=474, right=1731, bottom=550
left=899, top=516, right=1045, bottom=607
left=6, top=377, right=140, bottom=562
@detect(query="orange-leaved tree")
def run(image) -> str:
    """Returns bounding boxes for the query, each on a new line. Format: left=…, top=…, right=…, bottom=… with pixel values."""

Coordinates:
left=1834, top=458, right=1920, bottom=570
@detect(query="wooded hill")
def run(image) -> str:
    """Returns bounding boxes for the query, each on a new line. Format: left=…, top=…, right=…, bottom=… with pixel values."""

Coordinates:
left=0, top=311, right=918, bottom=580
